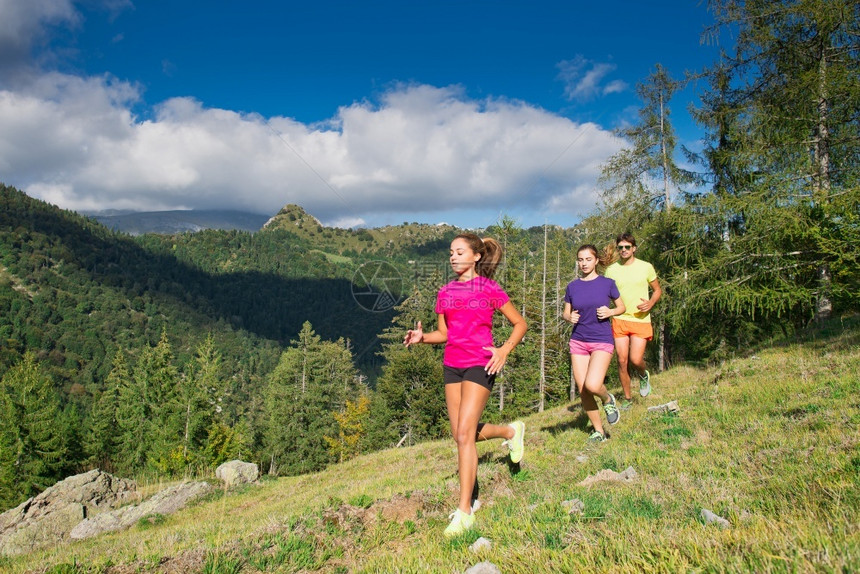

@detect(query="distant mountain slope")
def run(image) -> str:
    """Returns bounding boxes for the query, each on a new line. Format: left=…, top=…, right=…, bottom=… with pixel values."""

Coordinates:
left=262, top=204, right=460, bottom=259
left=87, top=209, right=270, bottom=235
left=0, top=184, right=394, bottom=393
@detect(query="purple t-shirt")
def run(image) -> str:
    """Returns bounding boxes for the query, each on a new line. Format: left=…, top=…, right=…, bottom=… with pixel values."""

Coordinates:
left=435, top=276, right=510, bottom=368
left=563, top=276, right=620, bottom=345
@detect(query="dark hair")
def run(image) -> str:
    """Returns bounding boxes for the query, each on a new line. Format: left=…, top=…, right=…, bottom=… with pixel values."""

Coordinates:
left=616, top=232, right=637, bottom=247
left=577, top=244, right=611, bottom=270
left=455, top=233, right=503, bottom=279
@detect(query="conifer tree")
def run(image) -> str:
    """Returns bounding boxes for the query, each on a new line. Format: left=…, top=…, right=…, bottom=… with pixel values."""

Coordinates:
left=179, top=334, right=224, bottom=465
left=116, top=331, right=182, bottom=474
left=263, top=322, right=359, bottom=475
left=679, top=0, right=860, bottom=332
left=0, top=353, right=67, bottom=509
left=600, top=64, right=697, bottom=212
left=368, top=281, right=446, bottom=449
left=85, top=349, right=127, bottom=472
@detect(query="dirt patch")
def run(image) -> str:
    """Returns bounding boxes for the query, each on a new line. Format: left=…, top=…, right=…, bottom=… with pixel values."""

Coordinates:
left=323, top=490, right=429, bottom=529
left=102, top=549, right=207, bottom=574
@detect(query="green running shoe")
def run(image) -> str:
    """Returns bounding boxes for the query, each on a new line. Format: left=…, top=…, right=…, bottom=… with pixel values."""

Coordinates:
left=604, top=393, right=620, bottom=425
left=503, top=421, right=525, bottom=464
left=639, top=370, right=651, bottom=397
left=587, top=430, right=607, bottom=443
left=444, top=508, right=475, bottom=538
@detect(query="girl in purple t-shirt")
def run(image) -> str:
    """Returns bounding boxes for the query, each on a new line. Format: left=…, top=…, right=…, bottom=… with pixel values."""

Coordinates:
left=404, top=233, right=527, bottom=538
left=563, top=244, right=626, bottom=443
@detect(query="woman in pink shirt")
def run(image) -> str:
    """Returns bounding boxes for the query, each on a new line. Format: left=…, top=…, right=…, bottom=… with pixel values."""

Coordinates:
left=404, top=233, right=527, bottom=537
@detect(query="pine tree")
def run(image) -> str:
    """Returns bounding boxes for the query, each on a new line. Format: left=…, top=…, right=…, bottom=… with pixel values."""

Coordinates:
left=263, top=322, right=359, bottom=475
left=179, top=334, right=224, bottom=466
left=116, top=331, right=182, bottom=475
left=0, top=353, right=67, bottom=509
left=600, top=64, right=698, bottom=212
left=680, top=0, right=860, bottom=331
left=85, top=349, right=127, bottom=472
left=367, top=284, right=446, bottom=449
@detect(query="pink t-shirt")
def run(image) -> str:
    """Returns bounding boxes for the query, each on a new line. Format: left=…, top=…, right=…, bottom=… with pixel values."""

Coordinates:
left=435, top=276, right=510, bottom=368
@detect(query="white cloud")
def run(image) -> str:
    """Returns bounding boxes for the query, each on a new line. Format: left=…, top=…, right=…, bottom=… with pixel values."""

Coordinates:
left=326, top=216, right=366, bottom=229
left=0, top=77, right=624, bottom=226
left=557, top=55, right=628, bottom=102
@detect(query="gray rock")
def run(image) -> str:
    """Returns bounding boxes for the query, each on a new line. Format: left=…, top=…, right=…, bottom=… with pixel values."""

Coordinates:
left=562, top=498, right=585, bottom=515
left=0, top=469, right=137, bottom=556
left=469, top=537, right=492, bottom=552
left=578, top=466, right=638, bottom=487
left=71, top=481, right=213, bottom=540
left=465, top=561, right=502, bottom=574
left=701, top=508, right=730, bottom=529
left=648, top=400, right=680, bottom=415
left=215, top=460, right=259, bottom=487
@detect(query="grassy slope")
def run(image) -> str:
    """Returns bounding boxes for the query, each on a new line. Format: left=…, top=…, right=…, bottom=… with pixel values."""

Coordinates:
left=7, top=318, right=859, bottom=574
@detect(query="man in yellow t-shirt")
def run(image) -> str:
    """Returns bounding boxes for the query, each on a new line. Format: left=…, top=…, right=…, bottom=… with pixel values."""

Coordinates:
left=604, top=233, right=661, bottom=409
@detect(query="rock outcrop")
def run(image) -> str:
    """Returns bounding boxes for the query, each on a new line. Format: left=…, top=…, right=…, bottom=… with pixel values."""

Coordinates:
left=0, top=469, right=137, bottom=556
left=70, top=480, right=213, bottom=540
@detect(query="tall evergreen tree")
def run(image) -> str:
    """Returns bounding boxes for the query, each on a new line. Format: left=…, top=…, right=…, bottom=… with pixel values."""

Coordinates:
left=368, top=281, right=447, bottom=449
left=85, top=349, right=127, bottom=472
left=600, top=64, right=697, bottom=212
left=179, top=334, right=224, bottom=465
left=679, top=0, right=860, bottom=330
left=116, top=331, right=182, bottom=474
left=263, top=322, right=359, bottom=475
left=0, top=353, right=67, bottom=510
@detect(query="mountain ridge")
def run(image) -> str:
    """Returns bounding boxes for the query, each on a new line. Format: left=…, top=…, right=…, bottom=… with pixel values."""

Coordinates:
left=85, top=209, right=271, bottom=235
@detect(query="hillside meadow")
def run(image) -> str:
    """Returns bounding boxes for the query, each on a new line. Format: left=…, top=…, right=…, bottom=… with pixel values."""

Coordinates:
left=4, top=317, right=858, bottom=574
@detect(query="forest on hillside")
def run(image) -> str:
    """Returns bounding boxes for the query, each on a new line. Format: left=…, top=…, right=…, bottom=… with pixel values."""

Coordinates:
left=1, top=0, right=858, bottom=512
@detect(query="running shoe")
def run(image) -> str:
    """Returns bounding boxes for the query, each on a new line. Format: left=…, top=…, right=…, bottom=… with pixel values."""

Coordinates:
left=604, top=393, right=620, bottom=425
left=503, top=421, right=525, bottom=464
left=619, top=397, right=634, bottom=411
left=587, top=430, right=607, bottom=443
left=443, top=508, right=475, bottom=538
left=639, top=370, right=651, bottom=397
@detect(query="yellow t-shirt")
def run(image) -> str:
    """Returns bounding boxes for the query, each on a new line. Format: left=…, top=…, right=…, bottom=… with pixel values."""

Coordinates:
left=604, top=259, right=657, bottom=323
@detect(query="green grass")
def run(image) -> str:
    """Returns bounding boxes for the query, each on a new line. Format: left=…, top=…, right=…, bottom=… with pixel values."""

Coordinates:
left=310, top=249, right=353, bottom=264
left=6, top=318, right=860, bottom=573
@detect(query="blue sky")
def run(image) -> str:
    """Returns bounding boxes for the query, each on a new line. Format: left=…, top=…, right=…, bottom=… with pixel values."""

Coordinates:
left=0, top=0, right=721, bottom=229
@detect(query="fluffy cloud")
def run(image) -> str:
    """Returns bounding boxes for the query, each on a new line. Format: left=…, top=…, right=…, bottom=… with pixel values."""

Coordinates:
left=0, top=76, right=623, bottom=225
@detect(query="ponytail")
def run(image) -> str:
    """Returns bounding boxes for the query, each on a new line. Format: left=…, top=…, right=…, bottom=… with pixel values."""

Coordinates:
left=578, top=244, right=612, bottom=271
left=603, top=241, right=619, bottom=266
left=455, top=233, right=503, bottom=279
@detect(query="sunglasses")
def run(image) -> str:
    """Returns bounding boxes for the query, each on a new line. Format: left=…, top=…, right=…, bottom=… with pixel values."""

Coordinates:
left=617, top=245, right=634, bottom=251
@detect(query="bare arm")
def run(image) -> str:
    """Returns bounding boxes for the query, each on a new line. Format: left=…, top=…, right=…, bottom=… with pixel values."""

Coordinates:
left=597, top=296, right=626, bottom=320
left=637, top=278, right=662, bottom=313
left=562, top=301, right=581, bottom=324
left=403, top=314, right=448, bottom=347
